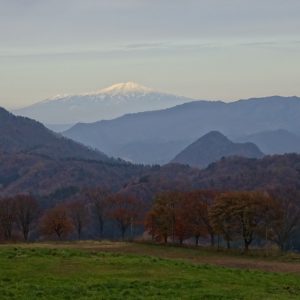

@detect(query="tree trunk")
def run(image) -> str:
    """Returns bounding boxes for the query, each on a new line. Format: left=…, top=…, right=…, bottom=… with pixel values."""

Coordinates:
left=164, top=235, right=168, bottom=244
left=195, top=235, right=199, bottom=246
left=210, top=233, right=215, bottom=247
left=4, top=227, right=12, bottom=240
left=279, top=241, right=287, bottom=253
left=244, top=241, right=250, bottom=253
left=226, top=240, right=231, bottom=249
left=23, top=228, right=29, bottom=241
left=121, top=228, right=126, bottom=240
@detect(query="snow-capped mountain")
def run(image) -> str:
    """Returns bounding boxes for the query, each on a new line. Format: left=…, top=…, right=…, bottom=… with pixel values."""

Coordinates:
left=97, top=82, right=153, bottom=96
left=13, top=82, right=194, bottom=127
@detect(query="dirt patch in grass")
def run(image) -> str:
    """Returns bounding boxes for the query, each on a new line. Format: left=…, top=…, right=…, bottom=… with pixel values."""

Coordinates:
left=3, top=241, right=300, bottom=275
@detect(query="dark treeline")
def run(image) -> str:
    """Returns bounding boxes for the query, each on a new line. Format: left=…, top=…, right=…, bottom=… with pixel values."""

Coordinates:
left=0, top=188, right=299, bottom=252
left=146, top=189, right=300, bottom=252
left=0, top=189, right=145, bottom=242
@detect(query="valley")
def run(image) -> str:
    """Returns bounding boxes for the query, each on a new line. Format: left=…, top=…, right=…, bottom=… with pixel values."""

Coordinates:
left=2, top=1, right=300, bottom=299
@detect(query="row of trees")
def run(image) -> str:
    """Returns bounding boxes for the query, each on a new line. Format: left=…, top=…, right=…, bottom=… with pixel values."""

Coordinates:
left=0, top=188, right=299, bottom=252
left=40, top=191, right=143, bottom=240
left=0, top=190, right=143, bottom=242
left=145, top=190, right=300, bottom=252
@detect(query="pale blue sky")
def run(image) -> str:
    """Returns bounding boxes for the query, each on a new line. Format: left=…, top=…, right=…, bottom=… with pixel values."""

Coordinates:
left=1, top=0, right=300, bottom=108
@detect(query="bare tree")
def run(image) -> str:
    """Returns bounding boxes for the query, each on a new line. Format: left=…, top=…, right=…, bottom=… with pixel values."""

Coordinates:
left=68, top=199, right=89, bottom=239
left=86, top=188, right=110, bottom=238
left=108, top=194, right=142, bottom=240
left=0, top=197, right=16, bottom=240
left=15, top=194, right=39, bottom=241
left=267, top=189, right=300, bottom=251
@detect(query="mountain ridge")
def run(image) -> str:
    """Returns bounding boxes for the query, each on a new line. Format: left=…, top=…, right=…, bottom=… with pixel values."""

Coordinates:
left=171, top=131, right=264, bottom=168
left=236, top=129, right=300, bottom=155
left=0, top=106, right=148, bottom=198
left=63, top=95, right=300, bottom=164
left=12, top=82, right=194, bottom=125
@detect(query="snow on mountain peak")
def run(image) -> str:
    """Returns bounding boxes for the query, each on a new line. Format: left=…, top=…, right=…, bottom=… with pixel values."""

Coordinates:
left=98, top=82, right=154, bottom=95
left=44, top=82, right=155, bottom=102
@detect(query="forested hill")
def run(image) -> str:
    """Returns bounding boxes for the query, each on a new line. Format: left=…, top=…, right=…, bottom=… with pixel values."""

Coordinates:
left=121, top=154, right=300, bottom=202
left=0, top=107, right=149, bottom=200
left=2, top=105, right=300, bottom=206
left=1, top=151, right=300, bottom=205
left=0, top=151, right=147, bottom=197
left=0, top=107, right=111, bottom=162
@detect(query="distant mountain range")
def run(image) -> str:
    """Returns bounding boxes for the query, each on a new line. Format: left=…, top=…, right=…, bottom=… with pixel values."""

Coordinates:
left=171, top=131, right=264, bottom=168
left=63, top=96, right=300, bottom=164
left=0, top=107, right=147, bottom=197
left=2, top=106, right=300, bottom=207
left=12, top=82, right=194, bottom=126
left=236, top=129, right=300, bottom=155
left=0, top=106, right=195, bottom=198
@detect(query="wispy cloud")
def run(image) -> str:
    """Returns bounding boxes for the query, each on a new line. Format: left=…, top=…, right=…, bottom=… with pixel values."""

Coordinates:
left=1, top=38, right=300, bottom=59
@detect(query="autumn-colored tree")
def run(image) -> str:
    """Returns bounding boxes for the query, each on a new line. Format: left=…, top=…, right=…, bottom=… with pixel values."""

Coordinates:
left=185, top=191, right=218, bottom=246
left=145, top=191, right=186, bottom=243
left=108, top=194, right=143, bottom=240
left=14, top=194, right=39, bottom=241
left=145, top=205, right=170, bottom=243
left=232, top=191, right=271, bottom=252
left=85, top=188, right=110, bottom=238
left=210, top=194, right=237, bottom=249
left=67, top=199, right=89, bottom=239
left=174, top=211, right=191, bottom=245
left=266, top=188, right=300, bottom=251
left=0, top=197, right=16, bottom=240
left=146, top=190, right=218, bottom=245
left=210, top=191, right=271, bottom=252
left=39, top=204, right=74, bottom=239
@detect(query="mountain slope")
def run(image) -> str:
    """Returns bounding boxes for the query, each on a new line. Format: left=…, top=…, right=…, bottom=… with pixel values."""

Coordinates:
left=171, top=131, right=264, bottom=168
left=0, top=107, right=148, bottom=198
left=0, top=151, right=147, bottom=197
left=236, top=129, right=300, bottom=154
left=63, top=96, right=300, bottom=164
left=120, top=154, right=300, bottom=203
left=0, top=107, right=110, bottom=162
left=13, top=82, right=194, bottom=125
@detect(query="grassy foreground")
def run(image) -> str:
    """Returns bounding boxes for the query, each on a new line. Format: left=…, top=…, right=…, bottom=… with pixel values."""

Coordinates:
left=0, top=244, right=299, bottom=299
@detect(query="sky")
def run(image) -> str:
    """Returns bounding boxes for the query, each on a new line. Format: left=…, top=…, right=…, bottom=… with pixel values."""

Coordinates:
left=1, top=0, right=300, bottom=109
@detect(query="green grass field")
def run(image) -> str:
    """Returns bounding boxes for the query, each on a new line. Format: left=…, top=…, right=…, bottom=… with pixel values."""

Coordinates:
left=0, top=243, right=299, bottom=299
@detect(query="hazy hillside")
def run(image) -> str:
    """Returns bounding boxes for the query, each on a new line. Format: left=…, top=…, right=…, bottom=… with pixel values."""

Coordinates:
left=236, top=129, right=300, bottom=154
left=0, top=107, right=153, bottom=199
left=0, top=108, right=196, bottom=197
left=13, top=82, right=194, bottom=125
left=121, top=154, right=300, bottom=202
left=0, top=107, right=111, bottom=162
left=171, top=131, right=264, bottom=168
left=2, top=120, right=300, bottom=208
left=196, top=154, right=300, bottom=191
left=0, top=152, right=147, bottom=197
left=63, top=96, right=300, bottom=164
